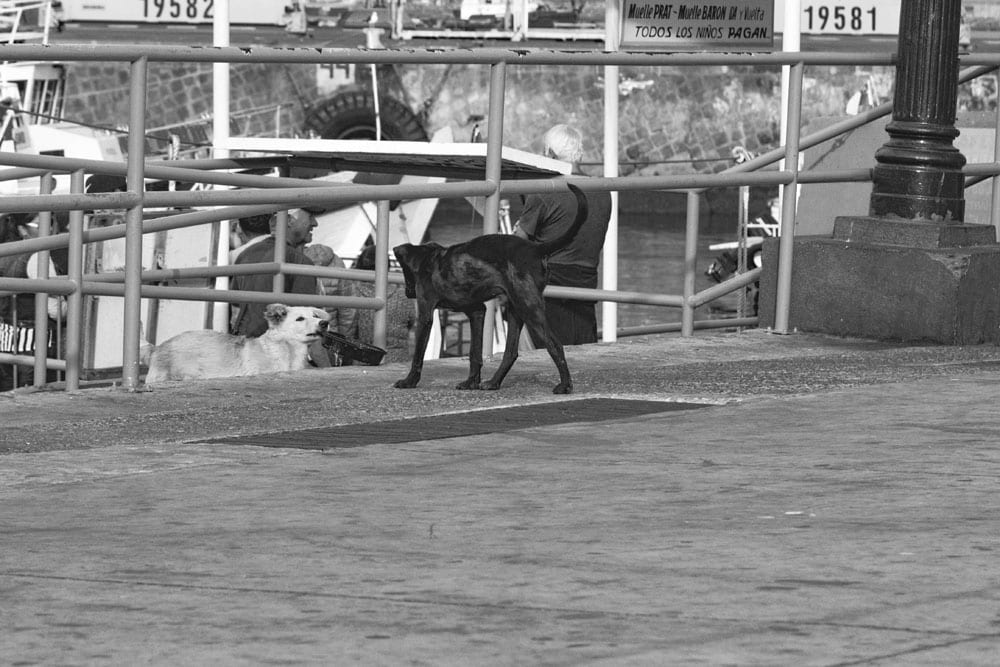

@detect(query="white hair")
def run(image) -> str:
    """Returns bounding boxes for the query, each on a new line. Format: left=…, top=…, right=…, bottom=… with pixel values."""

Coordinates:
left=544, top=124, right=584, bottom=164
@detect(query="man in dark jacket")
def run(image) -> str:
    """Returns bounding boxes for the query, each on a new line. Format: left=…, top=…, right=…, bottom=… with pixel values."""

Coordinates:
left=513, top=124, right=612, bottom=345
left=230, top=209, right=319, bottom=337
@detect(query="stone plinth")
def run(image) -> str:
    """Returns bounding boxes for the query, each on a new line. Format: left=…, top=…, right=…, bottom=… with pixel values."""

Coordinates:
left=833, top=216, right=996, bottom=248
left=758, top=230, right=1000, bottom=344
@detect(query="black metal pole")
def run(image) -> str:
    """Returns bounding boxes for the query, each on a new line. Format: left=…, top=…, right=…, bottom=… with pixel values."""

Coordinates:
left=870, top=0, right=966, bottom=221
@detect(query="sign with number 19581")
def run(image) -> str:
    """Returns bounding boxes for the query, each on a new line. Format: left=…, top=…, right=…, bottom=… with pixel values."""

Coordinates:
left=800, top=1, right=900, bottom=35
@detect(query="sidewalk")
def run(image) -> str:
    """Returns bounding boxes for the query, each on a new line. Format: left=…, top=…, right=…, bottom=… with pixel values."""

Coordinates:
left=2, top=330, right=1000, bottom=664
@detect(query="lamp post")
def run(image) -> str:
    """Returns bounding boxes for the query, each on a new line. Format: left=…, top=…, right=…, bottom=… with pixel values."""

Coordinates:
left=760, top=0, right=1000, bottom=344
left=869, top=0, right=965, bottom=222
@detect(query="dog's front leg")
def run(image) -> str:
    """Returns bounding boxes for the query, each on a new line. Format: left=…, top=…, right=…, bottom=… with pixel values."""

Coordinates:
left=394, top=303, right=435, bottom=389
left=455, top=305, right=486, bottom=390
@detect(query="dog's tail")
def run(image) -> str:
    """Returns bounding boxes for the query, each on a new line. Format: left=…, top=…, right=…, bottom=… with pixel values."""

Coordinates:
left=535, top=183, right=590, bottom=256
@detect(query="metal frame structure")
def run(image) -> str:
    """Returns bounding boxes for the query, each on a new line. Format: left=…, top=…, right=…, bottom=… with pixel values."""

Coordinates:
left=1, top=43, right=1000, bottom=393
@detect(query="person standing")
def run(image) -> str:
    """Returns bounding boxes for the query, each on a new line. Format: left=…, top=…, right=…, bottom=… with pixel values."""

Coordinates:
left=513, top=124, right=612, bottom=345
left=229, top=213, right=272, bottom=264
left=0, top=213, right=68, bottom=390
left=230, top=209, right=319, bottom=337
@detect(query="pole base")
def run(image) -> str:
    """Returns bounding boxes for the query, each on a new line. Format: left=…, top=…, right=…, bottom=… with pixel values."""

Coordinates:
left=759, top=236, right=1000, bottom=344
left=833, top=216, right=996, bottom=249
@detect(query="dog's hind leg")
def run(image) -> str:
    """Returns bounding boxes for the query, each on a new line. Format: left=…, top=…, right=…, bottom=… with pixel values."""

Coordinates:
left=455, top=304, right=486, bottom=390
left=522, top=308, right=573, bottom=395
left=394, top=304, right=435, bottom=389
left=479, top=309, right=522, bottom=391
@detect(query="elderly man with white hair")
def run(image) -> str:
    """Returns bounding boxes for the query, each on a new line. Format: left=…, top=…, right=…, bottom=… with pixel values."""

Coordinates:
left=512, top=123, right=613, bottom=346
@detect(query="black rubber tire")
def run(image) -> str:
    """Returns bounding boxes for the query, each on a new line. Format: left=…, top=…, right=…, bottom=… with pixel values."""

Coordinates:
left=303, top=88, right=428, bottom=141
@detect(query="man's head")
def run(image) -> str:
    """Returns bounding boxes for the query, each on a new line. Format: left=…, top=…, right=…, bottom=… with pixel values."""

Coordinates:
left=272, top=209, right=318, bottom=248
left=238, top=214, right=272, bottom=240
left=543, top=124, right=584, bottom=165
left=288, top=209, right=318, bottom=248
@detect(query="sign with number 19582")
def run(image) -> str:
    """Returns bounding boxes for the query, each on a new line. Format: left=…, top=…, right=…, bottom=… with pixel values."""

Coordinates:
left=143, top=0, right=214, bottom=21
left=56, top=0, right=286, bottom=25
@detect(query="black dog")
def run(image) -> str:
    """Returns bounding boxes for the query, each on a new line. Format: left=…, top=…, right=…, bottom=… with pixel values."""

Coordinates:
left=393, top=185, right=588, bottom=394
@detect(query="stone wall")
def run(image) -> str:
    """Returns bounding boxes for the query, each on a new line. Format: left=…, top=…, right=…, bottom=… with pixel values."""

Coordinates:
left=63, top=61, right=315, bottom=147
left=61, top=57, right=897, bottom=227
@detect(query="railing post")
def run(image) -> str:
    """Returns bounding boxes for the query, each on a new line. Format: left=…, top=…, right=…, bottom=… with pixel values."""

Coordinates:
left=272, top=210, right=287, bottom=293
left=772, top=62, right=804, bottom=335
left=601, top=0, right=620, bottom=343
left=122, top=56, right=148, bottom=391
left=482, top=60, right=506, bottom=357
left=373, top=199, right=390, bottom=349
left=990, top=88, right=1000, bottom=236
left=681, top=190, right=699, bottom=337
left=32, top=172, right=53, bottom=387
left=65, top=170, right=85, bottom=391
left=211, top=0, right=231, bottom=333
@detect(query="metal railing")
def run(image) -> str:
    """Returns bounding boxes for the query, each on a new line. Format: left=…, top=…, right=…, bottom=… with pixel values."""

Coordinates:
left=1, top=43, right=999, bottom=392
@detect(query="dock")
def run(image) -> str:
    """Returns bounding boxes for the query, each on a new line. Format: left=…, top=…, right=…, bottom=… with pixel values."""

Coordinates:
left=3, top=329, right=1000, bottom=663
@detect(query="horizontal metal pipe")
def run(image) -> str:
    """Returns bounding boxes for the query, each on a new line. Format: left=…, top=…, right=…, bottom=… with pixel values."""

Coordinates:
left=0, top=166, right=54, bottom=182
left=139, top=180, right=496, bottom=209
left=797, top=168, right=872, bottom=184
left=84, top=261, right=284, bottom=283
left=281, top=264, right=406, bottom=285
left=544, top=284, right=685, bottom=307
left=0, top=203, right=293, bottom=258
left=616, top=316, right=759, bottom=337
left=86, top=263, right=407, bottom=286
left=689, top=268, right=762, bottom=307
left=0, top=352, right=67, bottom=370
left=0, top=169, right=801, bottom=217
left=964, top=162, right=1000, bottom=189
left=0, top=43, right=900, bottom=67
left=500, top=171, right=794, bottom=197
left=0, top=277, right=77, bottom=295
left=0, top=191, right=139, bottom=213
left=0, top=150, right=336, bottom=190
left=81, top=281, right=383, bottom=310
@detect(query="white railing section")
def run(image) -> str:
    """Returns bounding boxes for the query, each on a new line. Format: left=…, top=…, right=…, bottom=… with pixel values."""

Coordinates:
left=0, top=43, right=999, bottom=392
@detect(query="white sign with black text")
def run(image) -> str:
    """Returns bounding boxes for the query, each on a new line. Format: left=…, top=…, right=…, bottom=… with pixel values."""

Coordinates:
left=619, top=0, right=775, bottom=51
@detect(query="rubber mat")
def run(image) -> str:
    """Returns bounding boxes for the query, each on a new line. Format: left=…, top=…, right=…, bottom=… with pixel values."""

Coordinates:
left=203, top=398, right=709, bottom=450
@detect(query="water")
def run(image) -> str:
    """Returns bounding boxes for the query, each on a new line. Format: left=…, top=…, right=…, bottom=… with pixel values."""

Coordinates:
left=428, top=203, right=739, bottom=332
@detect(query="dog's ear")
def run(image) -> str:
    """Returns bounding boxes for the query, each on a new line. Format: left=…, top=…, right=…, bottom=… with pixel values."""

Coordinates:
left=263, top=303, right=288, bottom=326
left=393, top=245, right=419, bottom=299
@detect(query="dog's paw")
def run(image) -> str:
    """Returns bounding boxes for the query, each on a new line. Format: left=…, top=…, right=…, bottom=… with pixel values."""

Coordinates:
left=394, top=377, right=419, bottom=389
left=552, top=382, right=573, bottom=395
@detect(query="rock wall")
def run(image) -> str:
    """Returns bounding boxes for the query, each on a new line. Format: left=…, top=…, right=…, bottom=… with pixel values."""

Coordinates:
left=62, top=58, right=899, bottom=227
left=63, top=61, right=315, bottom=145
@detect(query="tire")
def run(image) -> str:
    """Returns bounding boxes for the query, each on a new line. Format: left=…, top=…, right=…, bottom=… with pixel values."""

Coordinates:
left=303, top=88, right=428, bottom=141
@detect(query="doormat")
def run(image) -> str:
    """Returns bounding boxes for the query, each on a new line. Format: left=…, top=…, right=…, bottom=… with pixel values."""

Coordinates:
left=203, top=398, right=709, bottom=450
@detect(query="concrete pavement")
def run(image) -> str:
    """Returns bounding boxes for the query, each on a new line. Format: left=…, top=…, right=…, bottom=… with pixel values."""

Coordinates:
left=2, top=329, right=1000, bottom=665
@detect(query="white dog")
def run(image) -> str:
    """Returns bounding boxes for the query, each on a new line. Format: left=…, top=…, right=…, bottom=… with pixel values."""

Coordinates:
left=144, top=303, right=329, bottom=385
